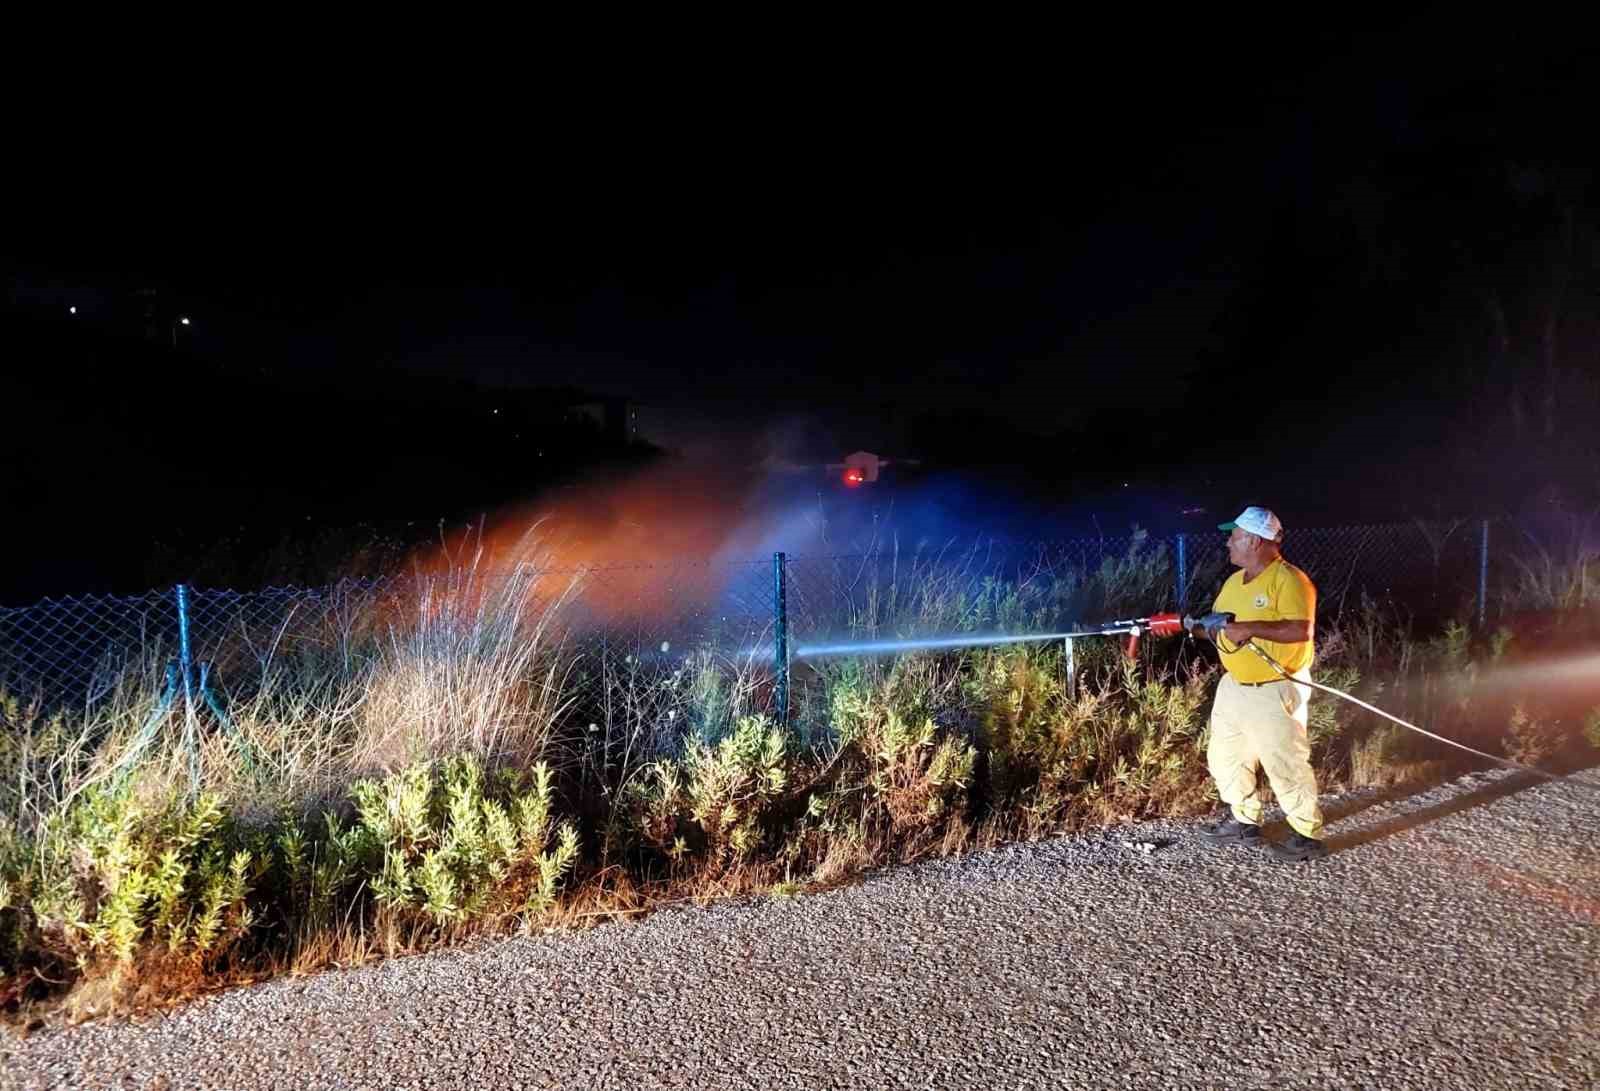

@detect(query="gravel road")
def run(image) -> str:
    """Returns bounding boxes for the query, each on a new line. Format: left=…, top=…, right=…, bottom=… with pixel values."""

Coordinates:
left=6, top=769, right=1598, bottom=1090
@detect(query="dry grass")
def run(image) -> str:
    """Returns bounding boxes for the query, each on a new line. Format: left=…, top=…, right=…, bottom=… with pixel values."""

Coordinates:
left=4, top=532, right=1591, bottom=1021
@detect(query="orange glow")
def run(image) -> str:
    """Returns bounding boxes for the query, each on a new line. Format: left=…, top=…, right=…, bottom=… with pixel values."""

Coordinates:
left=407, top=457, right=781, bottom=628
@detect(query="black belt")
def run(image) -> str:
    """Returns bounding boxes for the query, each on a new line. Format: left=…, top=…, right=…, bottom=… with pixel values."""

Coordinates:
left=1234, top=677, right=1285, bottom=687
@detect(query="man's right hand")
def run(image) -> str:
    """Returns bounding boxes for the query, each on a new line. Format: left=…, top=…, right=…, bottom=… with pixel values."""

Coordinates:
left=1182, top=612, right=1235, bottom=641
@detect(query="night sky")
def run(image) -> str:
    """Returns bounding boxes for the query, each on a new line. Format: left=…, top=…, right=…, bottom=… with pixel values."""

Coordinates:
left=5, top=24, right=1596, bottom=601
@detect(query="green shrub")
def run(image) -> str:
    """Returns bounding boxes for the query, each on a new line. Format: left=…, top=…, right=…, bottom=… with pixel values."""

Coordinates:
left=12, top=784, right=256, bottom=989
left=7, top=538, right=1584, bottom=1019
left=627, top=714, right=790, bottom=876
left=1502, top=706, right=1564, bottom=768
left=351, top=756, right=579, bottom=930
left=962, top=646, right=1212, bottom=829
left=1307, top=665, right=1361, bottom=751
left=0, top=753, right=581, bottom=1011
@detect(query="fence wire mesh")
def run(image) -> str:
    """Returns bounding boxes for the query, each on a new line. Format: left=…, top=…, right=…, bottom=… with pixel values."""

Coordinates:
left=2, top=516, right=1592, bottom=720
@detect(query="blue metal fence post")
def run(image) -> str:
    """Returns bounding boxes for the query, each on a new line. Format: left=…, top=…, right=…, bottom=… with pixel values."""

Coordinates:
left=1478, top=519, right=1490, bottom=628
left=1175, top=533, right=1187, bottom=612
left=175, top=583, right=196, bottom=711
left=175, top=583, right=200, bottom=794
left=773, top=552, right=789, bottom=726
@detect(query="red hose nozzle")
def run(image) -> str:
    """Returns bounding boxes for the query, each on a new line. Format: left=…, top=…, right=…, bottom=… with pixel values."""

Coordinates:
left=1115, top=613, right=1184, bottom=659
left=1144, top=612, right=1183, bottom=637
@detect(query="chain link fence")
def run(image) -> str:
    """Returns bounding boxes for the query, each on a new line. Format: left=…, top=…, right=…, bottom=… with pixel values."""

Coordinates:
left=3, top=516, right=1593, bottom=719
left=0, top=564, right=781, bottom=716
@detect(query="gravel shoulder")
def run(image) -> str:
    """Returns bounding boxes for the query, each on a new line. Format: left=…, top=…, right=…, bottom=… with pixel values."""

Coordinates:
left=6, top=769, right=1598, bottom=1090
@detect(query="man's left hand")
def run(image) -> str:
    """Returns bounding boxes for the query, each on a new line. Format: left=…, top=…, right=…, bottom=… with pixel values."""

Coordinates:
left=1222, top=622, right=1251, bottom=646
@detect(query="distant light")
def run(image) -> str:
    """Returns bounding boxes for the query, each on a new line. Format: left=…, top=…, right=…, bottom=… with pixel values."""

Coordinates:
left=68, top=305, right=77, bottom=314
left=493, top=408, right=500, bottom=415
left=179, top=317, right=191, bottom=326
left=843, top=468, right=864, bottom=487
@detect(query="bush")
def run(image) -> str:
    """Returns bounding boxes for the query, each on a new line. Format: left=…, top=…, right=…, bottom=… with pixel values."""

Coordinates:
left=627, top=714, right=790, bottom=877
left=1502, top=706, right=1565, bottom=768
left=0, top=754, right=580, bottom=1013
left=351, top=757, right=579, bottom=936
left=963, top=646, right=1214, bottom=833
left=6, top=784, right=256, bottom=1008
left=831, top=683, right=975, bottom=838
left=7, top=535, right=1581, bottom=1019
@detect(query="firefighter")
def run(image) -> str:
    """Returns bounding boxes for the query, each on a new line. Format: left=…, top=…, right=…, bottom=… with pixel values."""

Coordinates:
left=1192, top=506, right=1328, bottom=862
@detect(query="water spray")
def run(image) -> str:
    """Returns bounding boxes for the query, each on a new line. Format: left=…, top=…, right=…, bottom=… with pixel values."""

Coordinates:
left=790, top=613, right=1183, bottom=662
left=790, top=608, right=1598, bottom=796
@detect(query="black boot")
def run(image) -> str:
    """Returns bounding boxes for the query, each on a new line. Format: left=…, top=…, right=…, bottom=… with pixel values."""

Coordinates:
left=1199, top=814, right=1263, bottom=844
left=1266, top=831, right=1329, bottom=862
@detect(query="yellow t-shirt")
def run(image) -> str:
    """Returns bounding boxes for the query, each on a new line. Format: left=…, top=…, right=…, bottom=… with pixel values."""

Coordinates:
left=1212, top=556, right=1315, bottom=683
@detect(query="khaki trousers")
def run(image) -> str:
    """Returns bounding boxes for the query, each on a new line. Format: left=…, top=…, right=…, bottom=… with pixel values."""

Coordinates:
left=1206, top=670, right=1324, bottom=839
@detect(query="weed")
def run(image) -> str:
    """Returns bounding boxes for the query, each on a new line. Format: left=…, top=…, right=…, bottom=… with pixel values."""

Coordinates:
left=4, top=531, right=1587, bottom=1019
left=1502, top=706, right=1565, bottom=768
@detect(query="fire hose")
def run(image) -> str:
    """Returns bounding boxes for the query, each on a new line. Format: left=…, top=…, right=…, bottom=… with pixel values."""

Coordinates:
left=1171, top=610, right=1600, bottom=795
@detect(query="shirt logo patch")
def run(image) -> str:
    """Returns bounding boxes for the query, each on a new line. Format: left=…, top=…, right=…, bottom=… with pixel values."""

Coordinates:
left=1253, top=593, right=1269, bottom=609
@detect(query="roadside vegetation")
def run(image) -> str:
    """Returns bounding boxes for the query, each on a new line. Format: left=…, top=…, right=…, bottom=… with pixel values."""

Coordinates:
left=3, top=533, right=1596, bottom=1021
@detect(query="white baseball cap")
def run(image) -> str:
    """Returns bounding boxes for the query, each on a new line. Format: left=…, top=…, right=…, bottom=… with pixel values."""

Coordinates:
left=1219, top=506, right=1283, bottom=542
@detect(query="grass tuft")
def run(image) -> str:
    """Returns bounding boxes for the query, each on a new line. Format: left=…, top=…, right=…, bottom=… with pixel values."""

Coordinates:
left=2, top=533, right=1591, bottom=1020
